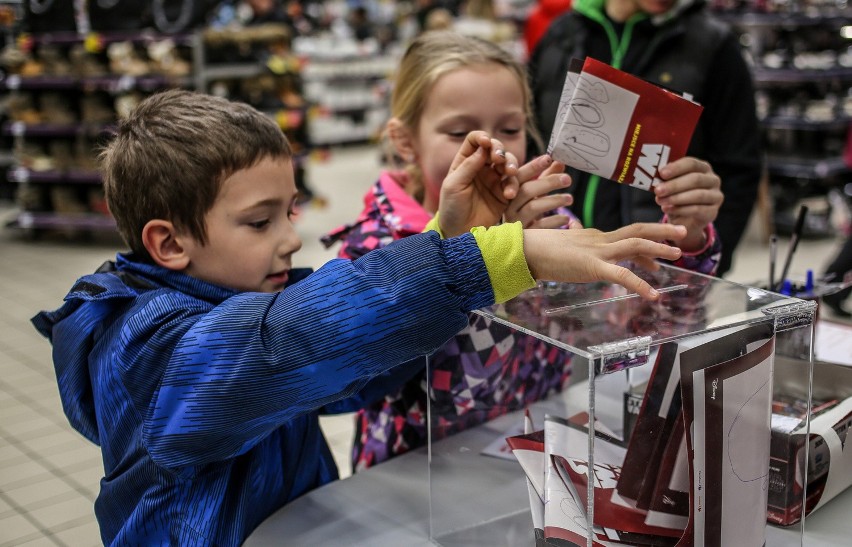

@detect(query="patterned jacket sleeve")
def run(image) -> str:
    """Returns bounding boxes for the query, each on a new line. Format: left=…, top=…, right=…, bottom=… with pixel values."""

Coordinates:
left=665, top=221, right=722, bottom=276
left=142, top=232, right=493, bottom=469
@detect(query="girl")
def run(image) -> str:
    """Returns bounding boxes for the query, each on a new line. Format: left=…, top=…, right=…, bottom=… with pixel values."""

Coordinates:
left=322, top=30, right=723, bottom=471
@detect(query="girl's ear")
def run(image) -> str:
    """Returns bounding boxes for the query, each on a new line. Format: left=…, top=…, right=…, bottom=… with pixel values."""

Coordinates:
left=387, top=117, right=417, bottom=163
left=141, top=219, right=191, bottom=271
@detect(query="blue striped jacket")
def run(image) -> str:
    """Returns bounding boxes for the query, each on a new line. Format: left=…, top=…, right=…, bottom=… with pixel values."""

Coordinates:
left=32, top=231, right=494, bottom=545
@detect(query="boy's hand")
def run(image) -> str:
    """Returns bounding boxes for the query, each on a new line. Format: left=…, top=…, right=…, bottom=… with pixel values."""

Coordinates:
left=438, top=131, right=520, bottom=238
left=654, top=157, right=723, bottom=252
left=504, top=156, right=574, bottom=229
left=523, top=223, right=688, bottom=300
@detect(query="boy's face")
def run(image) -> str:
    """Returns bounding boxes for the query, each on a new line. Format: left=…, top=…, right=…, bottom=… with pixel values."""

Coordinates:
left=412, top=63, right=527, bottom=213
left=181, top=156, right=303, bottom=293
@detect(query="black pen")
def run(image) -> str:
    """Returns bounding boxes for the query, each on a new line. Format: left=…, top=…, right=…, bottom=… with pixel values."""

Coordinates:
left=776, top=205, right=808, bottom=291
left=768, top=234, right=778, bottom=291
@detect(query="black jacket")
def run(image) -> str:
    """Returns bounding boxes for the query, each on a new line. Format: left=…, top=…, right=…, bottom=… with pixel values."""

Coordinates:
left=529, top=0, right=762, bottom=275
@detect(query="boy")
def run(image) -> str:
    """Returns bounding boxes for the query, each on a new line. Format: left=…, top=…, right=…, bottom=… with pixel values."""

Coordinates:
left=32, top=89, right=685, bottom=545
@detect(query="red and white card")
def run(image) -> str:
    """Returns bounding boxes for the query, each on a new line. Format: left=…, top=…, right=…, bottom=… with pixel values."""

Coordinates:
left=548, top=57, right=703, bottom=191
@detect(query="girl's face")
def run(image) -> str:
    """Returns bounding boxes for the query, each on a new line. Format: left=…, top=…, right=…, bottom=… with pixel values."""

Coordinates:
left=636, top=0, right=677, bottom=15
left=411, top=63, right=527, bottom=213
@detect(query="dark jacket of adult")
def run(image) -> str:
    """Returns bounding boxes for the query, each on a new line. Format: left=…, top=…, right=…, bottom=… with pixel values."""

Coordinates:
left=529, top=0, right=762, bottom=275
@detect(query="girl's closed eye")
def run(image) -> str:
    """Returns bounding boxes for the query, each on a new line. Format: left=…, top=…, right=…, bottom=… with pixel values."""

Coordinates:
left=446, top=130, right=469, bottom=139
left=248, top=219, right=271, bottom=230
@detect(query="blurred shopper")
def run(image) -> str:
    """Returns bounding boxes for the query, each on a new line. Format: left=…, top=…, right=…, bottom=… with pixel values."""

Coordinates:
left=523, top=0, right=571, bottom=56
left=528, top=0, right=762, bottom=276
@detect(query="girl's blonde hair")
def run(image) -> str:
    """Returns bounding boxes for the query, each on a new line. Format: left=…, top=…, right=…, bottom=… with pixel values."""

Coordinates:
left=389, top=31, right=541, bottom=198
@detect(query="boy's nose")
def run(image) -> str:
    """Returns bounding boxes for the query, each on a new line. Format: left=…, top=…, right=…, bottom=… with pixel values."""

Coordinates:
left=282, top=228, right=302, bottom=255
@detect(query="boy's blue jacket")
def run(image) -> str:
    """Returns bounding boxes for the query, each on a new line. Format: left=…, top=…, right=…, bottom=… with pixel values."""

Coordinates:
left=32, top=231, right=494, bottom=545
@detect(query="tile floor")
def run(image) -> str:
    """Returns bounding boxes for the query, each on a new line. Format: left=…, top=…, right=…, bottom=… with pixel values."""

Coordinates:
left=1, top=144, right=849, bottom=545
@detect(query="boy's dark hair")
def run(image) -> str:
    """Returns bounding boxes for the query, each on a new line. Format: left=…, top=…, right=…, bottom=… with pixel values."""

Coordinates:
left=101, top=89, right=292, bottom=257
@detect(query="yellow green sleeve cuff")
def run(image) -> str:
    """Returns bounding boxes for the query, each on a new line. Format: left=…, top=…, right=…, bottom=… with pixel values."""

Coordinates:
left=471, top=222, right=535, bottom=304
left=422, top=215, right=534, bottom=304
left=423, top=216, right=444, bottom=238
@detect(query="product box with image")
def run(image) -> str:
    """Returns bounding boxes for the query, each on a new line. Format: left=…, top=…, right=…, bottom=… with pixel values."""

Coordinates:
left=768, top=357, right=852, bottom=526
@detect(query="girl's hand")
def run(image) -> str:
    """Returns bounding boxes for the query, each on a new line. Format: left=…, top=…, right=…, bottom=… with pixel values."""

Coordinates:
left=504, top=155, right=574, bottom=228
left=438, top=131, right=520, bottom=238
left=654, top=157, right=723, bottom=252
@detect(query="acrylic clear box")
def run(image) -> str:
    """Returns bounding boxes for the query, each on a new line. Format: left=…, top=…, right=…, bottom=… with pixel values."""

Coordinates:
left=427, top=263, right=815, bottom=547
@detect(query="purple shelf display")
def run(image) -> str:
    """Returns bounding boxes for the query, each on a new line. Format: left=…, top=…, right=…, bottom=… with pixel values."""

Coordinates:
left=3, top=122, right=84, bottom=138
left=1, top=73, right=190, bottom=92
left=25, top=30, right=194, bottom=47
left=13, top=212, right=116, bottom=231
left=8, top=168, right=102, bottom=185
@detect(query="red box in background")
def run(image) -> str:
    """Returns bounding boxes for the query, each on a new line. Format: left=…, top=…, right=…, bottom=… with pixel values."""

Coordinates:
left=768, top=358, right=852, bottom=526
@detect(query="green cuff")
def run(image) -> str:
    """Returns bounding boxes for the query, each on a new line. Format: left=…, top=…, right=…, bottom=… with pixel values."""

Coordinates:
left=471, top=222, right=535, bottom=304
left=423, top=215, right=444, bottom=238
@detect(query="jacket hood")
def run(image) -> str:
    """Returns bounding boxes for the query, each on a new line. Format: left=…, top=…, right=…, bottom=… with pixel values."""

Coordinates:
left=31, top=254, right=310, bottom=444
left=31, top=257, right=157, bottom=444
left=573, top=0, right=703, bottom=25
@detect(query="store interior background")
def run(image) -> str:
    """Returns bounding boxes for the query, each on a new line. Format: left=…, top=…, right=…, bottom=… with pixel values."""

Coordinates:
left=1, top=0, right=850, bottom=544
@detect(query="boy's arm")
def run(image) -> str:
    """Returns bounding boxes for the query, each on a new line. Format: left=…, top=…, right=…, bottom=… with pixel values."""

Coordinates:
left=425, top=217, right=687, bottom=303
left=144, top=223, right=684, bottom=468
left=322, top=356, right=427, bottom=414
left=144, top=231, right=495, bottom=469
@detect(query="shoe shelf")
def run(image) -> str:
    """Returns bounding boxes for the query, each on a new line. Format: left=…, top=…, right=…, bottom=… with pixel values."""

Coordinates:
left=6, top=210, right=116, bottom=231
left=765, top=156, right=852, bottom=180
left=752, top=66, right=852, bottom=86
left=3, top=27, right=196, bottom=236
left=2, top=121, right=111, bottom=138
left=761, top=115, right=852, bottom=132
left=715, top=9, right=852, bottom=28
left=292, top=35, right=396, bottom=147
left=194, top=24, right=329, bottom=204
left=8, top=166, right=100, bottom=185
left=714, top=1, right=852, bottom=237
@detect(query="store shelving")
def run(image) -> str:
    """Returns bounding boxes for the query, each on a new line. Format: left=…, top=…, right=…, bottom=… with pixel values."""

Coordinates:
left=715, top=2, right=852, bottom=237
left=2, top=29, right=194, bottom=234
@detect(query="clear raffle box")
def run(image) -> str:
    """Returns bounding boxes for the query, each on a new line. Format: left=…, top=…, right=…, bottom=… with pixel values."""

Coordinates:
left=427, top=263, right=815, bottom=547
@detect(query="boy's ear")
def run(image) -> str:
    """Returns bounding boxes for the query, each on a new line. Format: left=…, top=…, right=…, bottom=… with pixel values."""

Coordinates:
left=142, top=219, right=190, bottom=271
left=387, top=117, right=417, bottom=163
